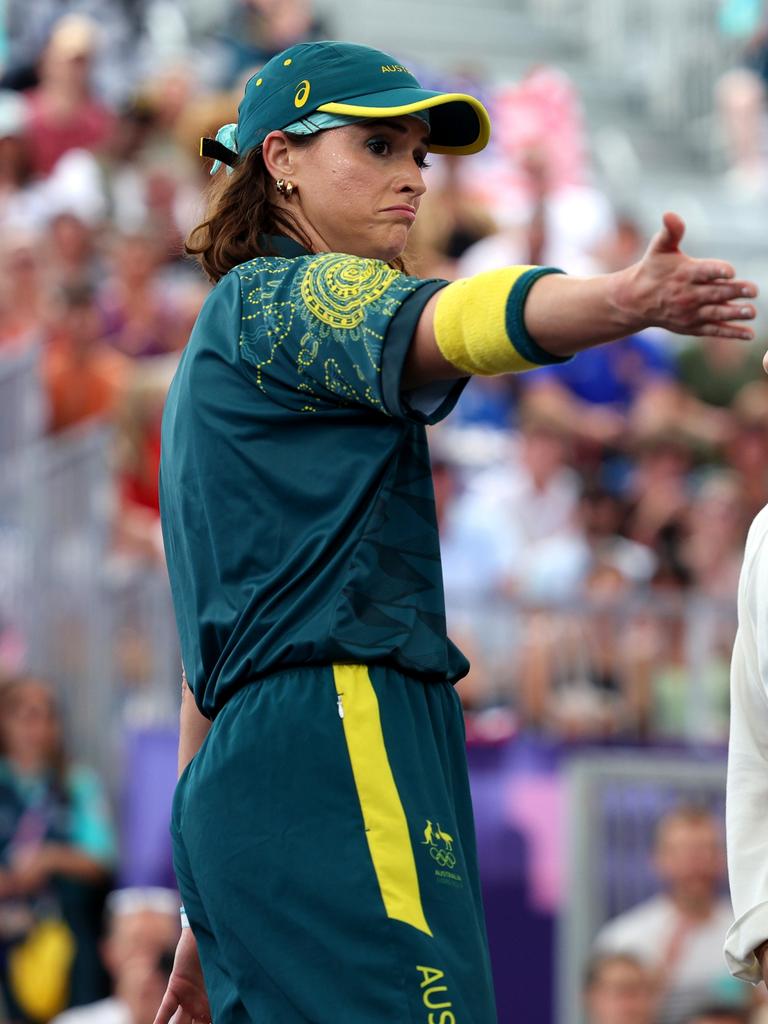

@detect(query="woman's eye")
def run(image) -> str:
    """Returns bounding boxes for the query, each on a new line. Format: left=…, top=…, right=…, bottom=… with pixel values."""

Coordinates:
left=367, top=139, right=390, bottom=156
left=416, top=155, right=432, bottom=170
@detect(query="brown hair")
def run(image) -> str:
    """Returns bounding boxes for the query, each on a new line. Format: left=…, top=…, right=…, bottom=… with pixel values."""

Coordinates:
left=186, top=138, right=408, bottom=283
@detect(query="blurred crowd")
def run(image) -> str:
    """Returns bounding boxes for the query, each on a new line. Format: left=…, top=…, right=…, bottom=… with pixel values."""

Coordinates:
left=0, top=0, right=766, bottom=749
left=1, top=0, right=768, bottom=1020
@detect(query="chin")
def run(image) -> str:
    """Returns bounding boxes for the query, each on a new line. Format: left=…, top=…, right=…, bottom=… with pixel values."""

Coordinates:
left=365, top=228, right=410, bottom=265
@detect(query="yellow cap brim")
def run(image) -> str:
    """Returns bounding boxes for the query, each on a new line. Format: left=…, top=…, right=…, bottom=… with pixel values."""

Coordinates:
left=316, top=91, right=491, bottom=155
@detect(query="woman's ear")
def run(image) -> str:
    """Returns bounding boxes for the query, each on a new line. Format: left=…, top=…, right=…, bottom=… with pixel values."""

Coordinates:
left=262, top=131, right=294, bottom=180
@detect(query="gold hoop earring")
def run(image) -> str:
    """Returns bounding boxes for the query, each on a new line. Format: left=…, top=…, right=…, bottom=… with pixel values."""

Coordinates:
left=276, top=178, right=295, bottom=198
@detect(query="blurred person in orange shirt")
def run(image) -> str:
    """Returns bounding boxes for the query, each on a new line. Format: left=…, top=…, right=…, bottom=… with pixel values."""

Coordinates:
left=44, top=281, right=129, bottom=434
left=23, top=15, right=116, bottom=179
left=584, top=953, right=657, bottom=1024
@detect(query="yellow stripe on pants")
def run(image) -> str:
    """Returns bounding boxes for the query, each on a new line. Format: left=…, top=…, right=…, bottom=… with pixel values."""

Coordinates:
left=332, top=664, right=433, bottom=937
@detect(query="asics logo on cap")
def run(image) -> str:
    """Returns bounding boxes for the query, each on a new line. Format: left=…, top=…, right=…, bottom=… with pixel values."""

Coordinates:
left=294, top=80, right=311, bottom=108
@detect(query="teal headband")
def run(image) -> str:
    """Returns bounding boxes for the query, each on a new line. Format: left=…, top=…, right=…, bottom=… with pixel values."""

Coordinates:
left=206, top=109, right=431, bottom=175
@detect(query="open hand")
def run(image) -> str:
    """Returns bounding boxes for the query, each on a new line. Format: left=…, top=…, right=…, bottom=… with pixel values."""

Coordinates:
left=152, top=928, right=211, bottom=1024
left=618, top=212, right=758, bottom=341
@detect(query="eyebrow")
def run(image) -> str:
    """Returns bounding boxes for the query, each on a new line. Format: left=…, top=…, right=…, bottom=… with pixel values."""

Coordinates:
left=363, top=120, right=430, bottom=146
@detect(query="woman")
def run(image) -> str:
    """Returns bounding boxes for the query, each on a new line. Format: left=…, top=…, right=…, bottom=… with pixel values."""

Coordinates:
left=0, top=676, right=115, bottom=1021
left=155, top=40, right=757, bottom=1024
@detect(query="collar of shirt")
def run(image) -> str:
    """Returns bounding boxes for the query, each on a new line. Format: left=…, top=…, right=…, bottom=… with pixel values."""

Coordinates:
left=260, top=234, right=311, bottom=259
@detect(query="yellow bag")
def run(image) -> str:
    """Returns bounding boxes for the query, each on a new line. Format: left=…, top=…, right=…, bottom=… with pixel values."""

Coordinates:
left=8, top=917, right=75, bottom=1022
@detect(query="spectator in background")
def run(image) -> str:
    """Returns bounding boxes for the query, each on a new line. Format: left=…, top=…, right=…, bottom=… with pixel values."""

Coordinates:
left=52, top=888, right=180, bottom=1024
left=521, top=216, right=678, bottom=451
left=727, top=381, right=768, bottom=522
left=46, top=211, right=104, bottom=291
left=0, top=231, right=50, bottom=353
left=113, top=358, right=176, bottom=562
left=622, top=431, right=694, bottom=566
left=1, top=0, right=140, bottom=105
left=217, top=0, right=330, bottom=87
left=43, top=281, right=130, bottom=434
left=24, top=14, right=116, bottom=179
left=677, top=335, right=765, bottom=410
left=683, top=472, right=747, bottom=600
left=583, top=953, right=657, bottom=1024
left=517, top=563, right=653, bottom=739
left=685, top=1009, right=752, bottom=1024
left=595, top=806, right=737, bottom=1024
left=99, top=231, right=185, bottom=358
left=0, top=676, right=116, bottom=1021
left=444, top=407, right=587, bottom=603
left=716, top=0, right=768, bottom=193
left=0, top=91, right=47, bottom=232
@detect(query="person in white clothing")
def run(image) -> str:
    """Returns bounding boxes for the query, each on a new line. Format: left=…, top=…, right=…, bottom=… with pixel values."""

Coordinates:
left=594, top=806, right=737, bottom=1024
left=725, top=496, right=768, bottom=987
left=52, top=888, right=180, bottom=1024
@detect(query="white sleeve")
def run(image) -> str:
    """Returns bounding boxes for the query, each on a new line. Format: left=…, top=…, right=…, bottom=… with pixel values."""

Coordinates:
left=725, top=507, right=768, bottom=982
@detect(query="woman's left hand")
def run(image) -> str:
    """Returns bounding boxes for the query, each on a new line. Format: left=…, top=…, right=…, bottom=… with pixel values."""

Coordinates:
left=616, top=211, right=758, bottom=341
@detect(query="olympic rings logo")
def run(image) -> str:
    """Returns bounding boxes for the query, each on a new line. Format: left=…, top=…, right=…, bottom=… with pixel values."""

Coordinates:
left=429, top=847, right=457, bottom=868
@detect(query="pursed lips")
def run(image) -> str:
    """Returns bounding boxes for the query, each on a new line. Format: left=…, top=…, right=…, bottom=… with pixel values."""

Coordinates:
left=381, top=205, right=417, bottom=219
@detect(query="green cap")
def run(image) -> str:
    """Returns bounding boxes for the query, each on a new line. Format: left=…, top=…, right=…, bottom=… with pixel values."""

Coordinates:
left=231, top=40, right=491, bottom=159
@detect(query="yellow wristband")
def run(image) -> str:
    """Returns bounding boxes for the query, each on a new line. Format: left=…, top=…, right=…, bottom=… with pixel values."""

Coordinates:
left=433, top=265, right=566, bottom=376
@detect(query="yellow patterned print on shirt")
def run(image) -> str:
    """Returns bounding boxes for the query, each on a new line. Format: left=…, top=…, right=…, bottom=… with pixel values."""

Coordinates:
left=300, top=254, right=399, bottom=329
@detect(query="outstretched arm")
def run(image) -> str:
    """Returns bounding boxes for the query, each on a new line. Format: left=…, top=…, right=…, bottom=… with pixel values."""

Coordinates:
left=403, top=212, right=757, bottom=389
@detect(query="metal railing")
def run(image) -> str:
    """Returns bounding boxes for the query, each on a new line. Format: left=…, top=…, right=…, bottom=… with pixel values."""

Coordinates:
left=558, top=751, right=727, bottom=1024
left=0, top=354, right=741, bottom=775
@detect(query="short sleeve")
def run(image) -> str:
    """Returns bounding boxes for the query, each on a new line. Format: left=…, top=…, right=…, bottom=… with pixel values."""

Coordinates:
left=236, top=253, right=466, bottom=422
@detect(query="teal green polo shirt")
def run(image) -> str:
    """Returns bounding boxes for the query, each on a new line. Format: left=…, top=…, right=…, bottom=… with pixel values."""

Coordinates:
left=160, top=237, right=472, bottom=717
left=160, top=237, right=561, bottom=716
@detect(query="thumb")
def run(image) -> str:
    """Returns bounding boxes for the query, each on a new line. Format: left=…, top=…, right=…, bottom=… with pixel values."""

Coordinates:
left=649, top=211, right=686, bottom=254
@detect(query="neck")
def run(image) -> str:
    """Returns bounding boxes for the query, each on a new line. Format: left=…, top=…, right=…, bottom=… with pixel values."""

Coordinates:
left=670, top=890, right=715, bottom=919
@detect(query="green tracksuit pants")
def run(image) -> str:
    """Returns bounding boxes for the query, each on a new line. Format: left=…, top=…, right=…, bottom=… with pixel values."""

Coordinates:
left=171, top=664, right=498, bottom=1023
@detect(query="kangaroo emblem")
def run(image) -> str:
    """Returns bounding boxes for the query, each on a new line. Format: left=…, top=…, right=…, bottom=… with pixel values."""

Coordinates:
left=422, top=820, right=435, bottom=845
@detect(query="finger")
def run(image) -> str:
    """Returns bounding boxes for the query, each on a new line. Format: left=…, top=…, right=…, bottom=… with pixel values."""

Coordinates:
left=650, top=211, right=686, bottom=254
left=695, top=322, right=755, bottom=340
left=690, top=261, right=736, bottom=283
left=152, top=990, right=180, bottom=1024
left=695, top=303, right=756, bottom=323
left=696, top=281, right=758, bottom=303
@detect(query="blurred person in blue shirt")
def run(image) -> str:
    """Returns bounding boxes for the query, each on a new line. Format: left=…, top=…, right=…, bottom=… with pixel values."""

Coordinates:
left=521, top=216, right=678, bottom=449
